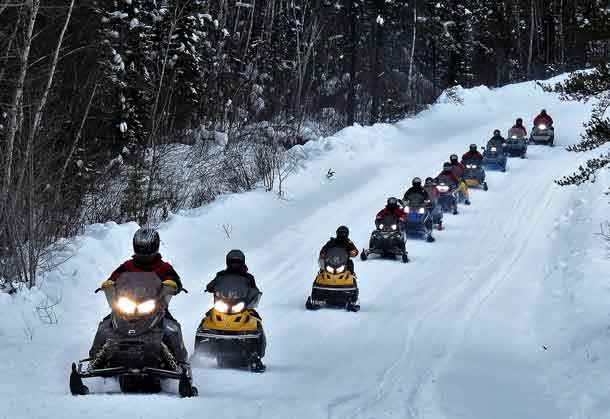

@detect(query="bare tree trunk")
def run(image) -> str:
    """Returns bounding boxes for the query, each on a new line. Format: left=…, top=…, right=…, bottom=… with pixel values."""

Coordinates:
left=407, top=0, right=417, bottom=94
left=347, top=0, right=357, bottom=126
left=0, top=0, right=40, bottom=220
left=11, top=0, right=75, bottom=230
left=527, top=0, right=535, bottom=77
left=0, top=6, right=22, bottom=84
left=370, top=0, right=384, bottom=124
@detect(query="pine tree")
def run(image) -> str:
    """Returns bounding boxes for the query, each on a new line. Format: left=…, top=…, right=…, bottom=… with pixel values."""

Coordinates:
left=550, top=64, right=610, bottom=188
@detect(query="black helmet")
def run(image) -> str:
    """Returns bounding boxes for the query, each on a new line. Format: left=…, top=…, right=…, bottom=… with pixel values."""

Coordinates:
left=493, top=129, right=500, bottom=136
left=387, top=197, right=399, bottom=208
left=516, top=118, right=523, bottom=125
left=412, top=177, right=422, bottom=187
left=443, top=162, right=452, bottom=171
left=424, top=177, right=434, bottom=186
left=336, top=225, right=349, bottom=240
left=469, top=144, right=477, bottom=152
left=450, top=154, right=459, bottom=163
left=226, top=249, right=246, bottom=267
left=133, top=227, right=160, bottom=256
left=541, top=109, right=547, bottom=115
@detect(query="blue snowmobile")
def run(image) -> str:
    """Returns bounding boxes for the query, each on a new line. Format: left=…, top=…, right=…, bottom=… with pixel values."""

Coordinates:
left=482, top=133, right=508, bottom=172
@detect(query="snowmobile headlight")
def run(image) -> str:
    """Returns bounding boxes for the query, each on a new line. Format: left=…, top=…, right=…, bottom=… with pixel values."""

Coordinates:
left=378, top=224, right=384, bottom=230
left=391, top=224, right=398, bottom=230
left=117, top=297, right=137, bottom=315
left=326, top=265, right=335, bottom=273
left=137, top=299, right=156, bottom=314
left=511, top=135, right=517, bottom=139
left=538, top=124, right=547, bottom=130
left=418, top=207, right=425, bottom=214
left=214, top=300, right=230, bottom=313
left=336, top=265, right=346, bottom=273
left=231, top=302, right=245, bottom=313
left=438, top=185, right=449, bottom=193
left=491, top=147, right=497, bottom=152
left=404, top=206, right=410, bottom=213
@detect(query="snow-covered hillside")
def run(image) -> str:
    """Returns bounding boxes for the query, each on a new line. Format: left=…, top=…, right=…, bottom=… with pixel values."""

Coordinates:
left=3, top=75, right=610, bottom=419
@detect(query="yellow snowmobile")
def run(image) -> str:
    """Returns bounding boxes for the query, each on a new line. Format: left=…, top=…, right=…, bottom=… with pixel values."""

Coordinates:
left=306, top=246, right=359, bottom=312
left=195, top=274, right=266, bottom=372
left=462, top=158, right=488, bottom=191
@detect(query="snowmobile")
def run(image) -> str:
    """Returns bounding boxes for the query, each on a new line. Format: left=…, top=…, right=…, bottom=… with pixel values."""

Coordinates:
left=505, top=128, right=528, bottom=158
left=482, top=140, right=508, bottom=172
left=306, top=246, right=360, bottom=312
left=360, top=213, right=409, bottom=263
left=402, top=197, right=435, bottom=242
left=461, top=158, right=488, bottom=191
left=194, top=274, right=266, bottom=373
left=434, top=175, right=459, bottom=215
left=530, top=123, right=555, bottom=146
left=69, top=272, right=198, bottom=397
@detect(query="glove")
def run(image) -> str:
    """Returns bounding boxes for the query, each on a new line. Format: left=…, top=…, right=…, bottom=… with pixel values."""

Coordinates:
left=100, top=279, right=115, bottom=289
left=162, top=279, right=179, bottom=294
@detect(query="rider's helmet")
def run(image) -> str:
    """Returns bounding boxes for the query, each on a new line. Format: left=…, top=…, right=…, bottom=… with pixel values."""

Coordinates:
left=412, top=177, right=422, bottom=187
left=493, top=129, right=501, bottom=136
left=336, top=225, right=349, bottom=240
left=387, top=197, right=399, bottom=209
left=226, top=249, right=246, bottom=269
left=424, top=177, right=434, bottom=186
left=443, top=162, right=452, bottom=171
left=469, top=144, right=477, bottom=152
left=516, top=118, right=523, bottom=125
left=450, top=154, right=459, bottom=164
left=133, top=228, right=160, bottom=257
left=541, top=109, right=547, bottom=115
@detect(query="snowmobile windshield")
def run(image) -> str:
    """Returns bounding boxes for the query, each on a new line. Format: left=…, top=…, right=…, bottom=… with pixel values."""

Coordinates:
left=462, top=158, right=482, bottom=167
left=404, top=193, right=426, bottom=207
left=376, top=214, right=401, bottom=232
left=487, top=139, right=503, bottom=150
left=508, top=128, right=525, bottom=139
left=211, top=274, right=257, bottom=305
left=112, top=272, right=164, bottom=318
left=323, top=247, right=350, bottom=270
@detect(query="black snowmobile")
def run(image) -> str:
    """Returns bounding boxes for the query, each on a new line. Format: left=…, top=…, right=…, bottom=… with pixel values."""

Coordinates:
left=361, top=213, right=409, bottom=263
left=69, top=272, right=198, bottom=397
left=435, top=175, right=459, bottom=215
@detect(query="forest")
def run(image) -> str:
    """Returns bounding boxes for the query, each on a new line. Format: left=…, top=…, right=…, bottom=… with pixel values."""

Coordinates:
left=1, top=0, right=610, bottom=288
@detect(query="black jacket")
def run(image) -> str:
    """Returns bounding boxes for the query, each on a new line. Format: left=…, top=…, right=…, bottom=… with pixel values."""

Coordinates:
left=320, top=237, right=358, bottom=258
left=206, top=266, right=258, bottom=292
left=403, top=186, right=429, bottom=204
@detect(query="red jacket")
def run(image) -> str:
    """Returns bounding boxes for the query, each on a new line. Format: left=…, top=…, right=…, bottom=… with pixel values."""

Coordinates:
left=437, top=170, right=460, bottom=185
left=450, top=162, right=465, bottom=178
left=109, top=254, right=182, bottom=290
left=425, top=185, right=440, bottom=201
left=462, top=151, right=484, bottom=161
left=376, top=207, right=406, bottom=222
left=533, top=114, right=553, bottom=127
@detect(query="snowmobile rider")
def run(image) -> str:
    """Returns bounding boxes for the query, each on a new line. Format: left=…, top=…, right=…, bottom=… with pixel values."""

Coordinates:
left=448, top=155, right=471, bottom=205
left=533, top=109, right=554, bottom=127
left=93, top=227, right=187, bottom=361
left=437, top=162, right=460, bottom=186
left=376, top=197, right=407, bottom=223
left=511, top=118, right=527, bottom=136
left=320, top=226, right=359, bottom=275
left=424, top=177, right=440, bottom=204
left=489, top=129, right=505, bottom=144
left=403, top=177, right=431, bottom=207
left=100, top=227, right=182, bottom=295
left=462, top=144, right=484, bottom=162
left=206, top=250, right=262, bottom=319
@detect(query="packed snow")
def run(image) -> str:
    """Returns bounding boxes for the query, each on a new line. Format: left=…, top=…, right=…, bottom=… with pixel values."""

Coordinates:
left=2, top=75, right=610, bottom=419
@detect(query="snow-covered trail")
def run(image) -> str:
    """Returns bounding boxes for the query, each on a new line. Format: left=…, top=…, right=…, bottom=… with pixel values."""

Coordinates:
left=1, top=77, right=606, bottom=419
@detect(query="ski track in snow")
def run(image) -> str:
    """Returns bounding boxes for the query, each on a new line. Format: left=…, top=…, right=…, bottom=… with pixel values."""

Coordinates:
left=2, top=76, right=608, bottom=419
